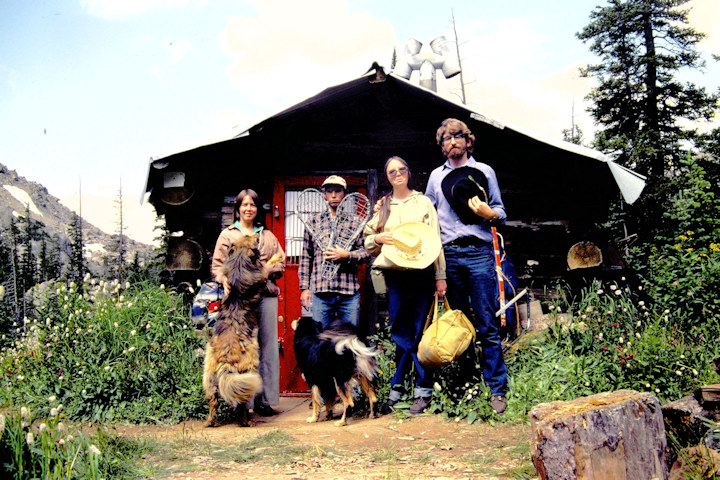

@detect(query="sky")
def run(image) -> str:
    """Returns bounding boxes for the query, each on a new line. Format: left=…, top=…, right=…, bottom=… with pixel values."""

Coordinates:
left=1, top=0, right=718, bottom=245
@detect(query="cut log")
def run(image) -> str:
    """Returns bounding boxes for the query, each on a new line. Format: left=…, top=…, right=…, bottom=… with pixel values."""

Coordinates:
left=668, top=446, right=720, bottom=480
left=662, top=384, right=720, bottom=465
left=529, top=390, right=668, bottom=480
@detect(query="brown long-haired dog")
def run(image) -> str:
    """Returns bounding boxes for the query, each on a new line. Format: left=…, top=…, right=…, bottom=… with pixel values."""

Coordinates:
left=202, top=235, right=282, bottom=427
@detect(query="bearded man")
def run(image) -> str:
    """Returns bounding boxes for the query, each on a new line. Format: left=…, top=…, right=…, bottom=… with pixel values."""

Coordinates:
left=424, top=118, right=508, bottom=415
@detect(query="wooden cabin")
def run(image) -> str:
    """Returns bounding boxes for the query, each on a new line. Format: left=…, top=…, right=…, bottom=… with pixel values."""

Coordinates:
left=143, top=68, right=645, bottom=393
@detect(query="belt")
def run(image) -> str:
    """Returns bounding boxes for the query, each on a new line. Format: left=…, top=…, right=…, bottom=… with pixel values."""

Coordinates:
left=445, top=236, right=485, bottom=248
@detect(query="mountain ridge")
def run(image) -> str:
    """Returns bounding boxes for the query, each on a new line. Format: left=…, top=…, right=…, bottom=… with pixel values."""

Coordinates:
left=0, top=162, right=154, bottom=275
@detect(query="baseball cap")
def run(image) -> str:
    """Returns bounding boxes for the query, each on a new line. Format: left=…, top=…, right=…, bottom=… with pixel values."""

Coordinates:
left=321, top=175, right=347, bottom=189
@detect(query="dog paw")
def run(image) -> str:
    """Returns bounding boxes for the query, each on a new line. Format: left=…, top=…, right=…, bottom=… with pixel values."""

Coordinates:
left=306, top=415, right=318, bottom=423
left=205, top=420, right=221, bottom=428
left=333, top=419, right=347, bottom=427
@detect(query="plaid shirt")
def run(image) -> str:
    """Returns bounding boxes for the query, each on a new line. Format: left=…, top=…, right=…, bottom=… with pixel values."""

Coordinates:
left=298, top=212, right=369, bottom=295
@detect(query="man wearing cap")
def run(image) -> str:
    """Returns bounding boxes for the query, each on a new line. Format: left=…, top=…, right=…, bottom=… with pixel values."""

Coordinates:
left=425, top=118, right=509, bottom=414
left=299, top=175, right=369, bottom=328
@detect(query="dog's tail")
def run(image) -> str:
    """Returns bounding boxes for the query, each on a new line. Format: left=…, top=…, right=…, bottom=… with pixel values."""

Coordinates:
left=218, top=370, right=262, bottom=407
left=334, top=337, right=378, bottom=380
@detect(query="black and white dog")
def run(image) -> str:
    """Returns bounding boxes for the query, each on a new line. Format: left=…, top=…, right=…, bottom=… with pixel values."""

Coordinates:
left=292, top=317, right=378, bottom=426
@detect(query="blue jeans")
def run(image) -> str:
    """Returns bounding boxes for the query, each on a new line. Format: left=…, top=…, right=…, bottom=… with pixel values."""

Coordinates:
left=312, top=291, right=361, bottom=328
left=385, top=267, right=435, bottom=398
left=444, top=243, right=508, bottom=396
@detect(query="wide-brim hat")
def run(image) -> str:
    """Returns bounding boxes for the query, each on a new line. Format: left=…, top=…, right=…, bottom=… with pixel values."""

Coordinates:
left=567, top=241, right=603, bottom=270
left=382, top=222, right=441, bottom=269
left=441, top=166, right=489, bottom=225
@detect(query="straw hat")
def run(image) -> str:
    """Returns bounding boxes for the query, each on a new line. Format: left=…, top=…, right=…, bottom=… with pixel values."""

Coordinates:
left=567, top=241, right=603, bottom=270
left=382, top=222, right=442, bottom=269
left=441, top=166, right=489, bottom=225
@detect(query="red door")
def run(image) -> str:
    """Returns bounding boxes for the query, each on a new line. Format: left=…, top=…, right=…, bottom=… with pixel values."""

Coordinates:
left=268, top=175, right=368, bottom=394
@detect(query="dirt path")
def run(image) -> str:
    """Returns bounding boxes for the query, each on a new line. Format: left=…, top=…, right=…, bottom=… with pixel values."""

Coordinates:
left=113, top=398, right=536, bottom=480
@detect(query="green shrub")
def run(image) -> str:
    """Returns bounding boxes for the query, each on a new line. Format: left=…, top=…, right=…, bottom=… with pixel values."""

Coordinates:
left=0, top=278, right=206, bottom=424
left=0, top=402, right=148, bottom=479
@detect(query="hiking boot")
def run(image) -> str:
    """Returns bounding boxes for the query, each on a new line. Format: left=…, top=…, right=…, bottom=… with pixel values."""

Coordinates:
left=254, top=404, right=279, bottom=417
left=379, top=399, right=397, bottom=415
left=410, top=396, right=431, bottom=415
left=491, top=396, right=507, bottom=414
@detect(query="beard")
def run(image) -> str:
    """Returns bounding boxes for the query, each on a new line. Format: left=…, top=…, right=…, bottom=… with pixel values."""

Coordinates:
left=443, top=144, right=466, bottom=161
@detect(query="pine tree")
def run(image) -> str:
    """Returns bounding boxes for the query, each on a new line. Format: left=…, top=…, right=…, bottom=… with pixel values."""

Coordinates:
left=577, top=0, right=718, bottom=178
left=19, top=204, right=37, bottom=292
left=67, top=212, right=86, bottom=284
left=105, top=181, right=128, bottom=282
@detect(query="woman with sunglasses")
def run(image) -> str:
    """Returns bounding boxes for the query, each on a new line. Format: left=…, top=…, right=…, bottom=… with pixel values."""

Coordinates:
left=364, top=156, right=446, bottom=415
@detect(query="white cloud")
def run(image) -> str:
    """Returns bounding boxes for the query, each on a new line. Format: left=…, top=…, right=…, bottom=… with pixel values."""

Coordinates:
left=81, top=0, right=202, bottom=19
left=223, top=0, right=395, bottom=112
left=688, top=0, right=720, bottom=53
left=166, top=39, right=194, bottom=63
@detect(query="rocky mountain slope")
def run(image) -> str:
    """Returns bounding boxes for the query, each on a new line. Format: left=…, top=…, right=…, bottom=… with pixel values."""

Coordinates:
left=0, top=162, right=154, bottom=275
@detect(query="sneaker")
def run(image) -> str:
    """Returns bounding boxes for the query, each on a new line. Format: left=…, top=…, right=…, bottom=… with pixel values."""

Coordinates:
left=379, top=399, right=397, bottom=415
left=410, top=396, right=431, bottom=415
left=491, top=396, right=507, bottom=414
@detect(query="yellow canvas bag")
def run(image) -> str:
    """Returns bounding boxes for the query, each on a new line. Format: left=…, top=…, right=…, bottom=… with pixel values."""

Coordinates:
left=417, top=294, right=476, bottom=368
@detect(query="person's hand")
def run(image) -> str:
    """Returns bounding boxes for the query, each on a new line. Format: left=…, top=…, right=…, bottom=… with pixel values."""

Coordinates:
left=375, top=232, right=393, bottom=245
left=468, top=196, right=495, bottom=220
left=223, top=280, right=230, bottom=297
left=300, top=289, right=312, bottom=309
left=323, top=246, right=349, bottom=261
left=373, top=197, right=385, bottom=213
left=435, top=279, right=447, bottom=297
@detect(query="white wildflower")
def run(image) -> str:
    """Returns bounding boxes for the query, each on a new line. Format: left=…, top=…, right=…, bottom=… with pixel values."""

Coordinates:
left=39, top=422, right=47, bottom=433
left=692, top=369, right=699, bottom=376
left=610, top=285, right=617, bottom=291
left=49, top=408, right=58, bottom=417
left=434, top=382, right=442, bottom=391
left=88, top=444, right=101, bottom=456
left=130, top=330, right=136, bottom=336
left=104, top=366, right=111, bottom=371
left=676, top=370, right=682, bottom=376
left=26, top=432, right=34, bottom=445
left=48, top=395, right=56, bottom=403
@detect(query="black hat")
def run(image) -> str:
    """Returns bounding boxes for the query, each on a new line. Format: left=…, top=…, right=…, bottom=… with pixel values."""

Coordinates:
left=441, top=166, right=489, bottom=225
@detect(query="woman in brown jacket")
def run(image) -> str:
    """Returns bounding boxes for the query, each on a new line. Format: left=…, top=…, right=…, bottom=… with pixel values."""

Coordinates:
left=211, top=189, right=286, bottom=416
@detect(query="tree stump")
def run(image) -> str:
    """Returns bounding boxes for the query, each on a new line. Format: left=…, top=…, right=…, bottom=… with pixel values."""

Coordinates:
left=529, top=390, right=668, bottom=480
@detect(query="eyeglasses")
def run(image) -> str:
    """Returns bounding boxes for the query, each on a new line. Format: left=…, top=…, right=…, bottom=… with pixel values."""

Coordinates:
left=387, top=167, right=409, bottom=177
left=441, top=132, right=467, bottom=143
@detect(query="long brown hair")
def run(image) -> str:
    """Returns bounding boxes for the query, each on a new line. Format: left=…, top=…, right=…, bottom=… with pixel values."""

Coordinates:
left=376, top=156, right=411, bottom=232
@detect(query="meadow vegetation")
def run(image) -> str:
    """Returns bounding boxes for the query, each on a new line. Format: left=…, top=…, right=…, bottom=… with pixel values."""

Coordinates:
left=0, top=156, right=717, bottom=477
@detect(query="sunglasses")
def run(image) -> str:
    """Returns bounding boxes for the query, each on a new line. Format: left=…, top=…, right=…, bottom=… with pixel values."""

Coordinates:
left=387, top=167, right=409, bottom=177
